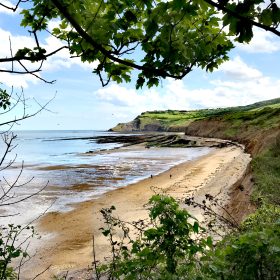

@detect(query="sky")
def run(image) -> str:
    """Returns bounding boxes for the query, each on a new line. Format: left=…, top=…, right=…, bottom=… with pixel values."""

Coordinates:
left=0, top=1, right=280, bottom=130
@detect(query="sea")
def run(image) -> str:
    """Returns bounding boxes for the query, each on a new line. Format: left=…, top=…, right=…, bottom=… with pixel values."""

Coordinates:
left=0, top=130, right=213, bottom=224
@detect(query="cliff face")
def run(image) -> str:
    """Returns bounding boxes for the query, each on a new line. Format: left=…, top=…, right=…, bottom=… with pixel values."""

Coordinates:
left=109, top=119, right=139, bottom=132
left=109, top=116, right=165, bottom=132
left=110, top=99, right=280, bottom=155
left=184, top=119, right=280, bottom=155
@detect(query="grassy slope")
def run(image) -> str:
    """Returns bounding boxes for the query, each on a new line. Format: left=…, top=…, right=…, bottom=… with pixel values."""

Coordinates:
left=252, top=140, right=280, bottom=205
left=112, top=98, right=280, bottom=134
left=148, top=99, right=280, bottom=205
left=139, top=97, right=280, bottom=131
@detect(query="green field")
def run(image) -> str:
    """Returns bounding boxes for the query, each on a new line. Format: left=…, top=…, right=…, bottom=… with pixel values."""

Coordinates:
left=135, top=97, right=280, bottom=130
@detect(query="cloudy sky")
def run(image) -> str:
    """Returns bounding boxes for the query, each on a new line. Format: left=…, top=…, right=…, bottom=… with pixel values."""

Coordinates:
left=0, top=1, right=280, bottom=130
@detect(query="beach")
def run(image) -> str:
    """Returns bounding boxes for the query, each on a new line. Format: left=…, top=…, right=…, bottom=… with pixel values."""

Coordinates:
left=21, top=144, right=251, bottom=279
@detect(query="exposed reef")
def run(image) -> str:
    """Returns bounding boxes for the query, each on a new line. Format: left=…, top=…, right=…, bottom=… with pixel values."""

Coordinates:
left=85, top=134, right=237, bottom=153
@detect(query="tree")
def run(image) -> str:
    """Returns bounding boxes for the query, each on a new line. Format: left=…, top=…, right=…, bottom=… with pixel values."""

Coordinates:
left=0, top=0, right=279, bottom=88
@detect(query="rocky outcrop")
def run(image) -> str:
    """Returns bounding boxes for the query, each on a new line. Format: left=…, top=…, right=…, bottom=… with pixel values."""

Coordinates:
left=110, top=116, right=168, bottom=132
left=108, top=119, right=139, bottom=132
left=85, top=134, right=235, bottom=153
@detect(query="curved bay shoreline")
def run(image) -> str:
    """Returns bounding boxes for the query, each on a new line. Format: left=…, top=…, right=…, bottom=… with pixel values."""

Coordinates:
left=21, top=139, right=251, bottom=279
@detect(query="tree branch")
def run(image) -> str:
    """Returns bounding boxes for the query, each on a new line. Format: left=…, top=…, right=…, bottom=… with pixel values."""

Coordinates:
left=50, top=0, right=191, bottom=79
left=203, top=0, right=280, bottom=37
left=0, top=46, right=68, bottom=63
left=0, top=93, right=56, bottom=127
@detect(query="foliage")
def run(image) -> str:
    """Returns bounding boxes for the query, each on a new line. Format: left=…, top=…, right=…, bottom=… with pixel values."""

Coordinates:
left=97, top=194, right=280, bottom=280
left=18, top=0, right=234, bottom=88
left=203, top=221, right=280, bottom=280
left=0, top=0, right=279, bottom=88
left=252, top=140, right=280, bottom=205
left=0, top=89, right=10, bottom=110
left=96, top=195, right=212, bottom=279
left=241, top=203, right=280, bottom=231
left=0, top=1, right=279, bottom=87
left=0, top=224, right=34, bottom=280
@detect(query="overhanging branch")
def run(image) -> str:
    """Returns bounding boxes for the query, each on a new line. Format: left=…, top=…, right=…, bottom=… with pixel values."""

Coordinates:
left=203, top=0, right=280, bottom=37
left=50, top=0, right=192, bottom=79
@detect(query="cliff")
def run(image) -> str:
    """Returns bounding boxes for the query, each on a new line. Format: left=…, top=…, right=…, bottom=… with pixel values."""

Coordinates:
left=110, top=98, right=280, bottom=155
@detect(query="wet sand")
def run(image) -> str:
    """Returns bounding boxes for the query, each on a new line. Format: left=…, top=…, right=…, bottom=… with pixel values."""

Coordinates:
left=22, top=145, right=251, bottom=279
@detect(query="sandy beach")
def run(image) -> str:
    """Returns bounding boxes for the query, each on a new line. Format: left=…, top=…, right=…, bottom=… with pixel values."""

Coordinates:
left=21, top=145, right=251, bottom=279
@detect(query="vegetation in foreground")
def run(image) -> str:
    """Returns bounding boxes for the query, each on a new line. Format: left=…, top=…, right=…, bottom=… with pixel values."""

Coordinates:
left=95, top=192, right=280, bottom=279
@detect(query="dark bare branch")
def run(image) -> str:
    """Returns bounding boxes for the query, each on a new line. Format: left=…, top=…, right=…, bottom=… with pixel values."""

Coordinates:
left=17, top=60, right=56, bottom=84
left=0, top=46, right=68, bottom=63
left=0, top=92, right=56, bottom=128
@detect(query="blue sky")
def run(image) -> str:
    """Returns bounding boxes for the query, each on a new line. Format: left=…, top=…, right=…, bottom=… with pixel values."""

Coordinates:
left=0, top=1, right=280, bottom=130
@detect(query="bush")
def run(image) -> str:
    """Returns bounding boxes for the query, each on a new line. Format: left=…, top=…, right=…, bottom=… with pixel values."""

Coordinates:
left=96, top=195, right=280, bottom=280
left=0, top=224, right=34, bottom=280
left=97, top=195, right=212, bottom=279
left=241, top=203, right=280, bottom=231
left=204, top=221, right=280, bottom=280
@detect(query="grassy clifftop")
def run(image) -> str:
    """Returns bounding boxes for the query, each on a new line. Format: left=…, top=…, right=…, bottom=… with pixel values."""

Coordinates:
left=111, top=97, right=280, bottom=132
left=111, top=97, right=280, bottom=154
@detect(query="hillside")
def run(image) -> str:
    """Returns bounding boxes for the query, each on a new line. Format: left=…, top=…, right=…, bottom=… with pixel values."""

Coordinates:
left=110, top=97, right=280, bottom=155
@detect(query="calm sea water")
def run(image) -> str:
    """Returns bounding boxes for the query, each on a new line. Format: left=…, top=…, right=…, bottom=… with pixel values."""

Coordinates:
left=0, top=130, right=213, bottom=224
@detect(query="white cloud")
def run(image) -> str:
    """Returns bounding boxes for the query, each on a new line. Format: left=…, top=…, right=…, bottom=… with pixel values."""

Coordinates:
left=215, top=56, right=262, bottom=80
left=94, top=57, right=280, bottom=122
left=236, top=28, right=280, bottom=53
left=0, top=28, right=36, bottom=57
left=41, top=35, right=95, bottom=71
left=0, top=70, right=39, bottom=88
left=47, top=19, right=61, bottom=31
left=0, top=27, right=96, bottom=88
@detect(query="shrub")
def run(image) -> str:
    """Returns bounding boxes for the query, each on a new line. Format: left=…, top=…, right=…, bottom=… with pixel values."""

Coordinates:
left=204, top=222, right=280, bottom=280
left=97, top=195, right=212, bottom=279
left=0, top=224, right=34, bottom=280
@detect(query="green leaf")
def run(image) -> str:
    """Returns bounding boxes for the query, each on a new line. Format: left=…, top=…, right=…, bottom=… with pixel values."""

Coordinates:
left=260, top=9, right=273, bottom=26
left=102, top=230, right=111, bottom=236
left=172, top=0, right=185, bottom=10
left=146, top=20, right=158, bottom=37
left=193, top=221, right=199, bottom=233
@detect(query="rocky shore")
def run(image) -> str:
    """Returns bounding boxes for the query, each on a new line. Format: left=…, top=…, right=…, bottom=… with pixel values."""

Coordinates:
left=85, top=133, right=239, bottom=153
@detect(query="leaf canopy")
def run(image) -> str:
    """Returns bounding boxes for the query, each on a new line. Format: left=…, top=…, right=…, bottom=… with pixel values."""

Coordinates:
left=3, top=0, right=280, bottom=87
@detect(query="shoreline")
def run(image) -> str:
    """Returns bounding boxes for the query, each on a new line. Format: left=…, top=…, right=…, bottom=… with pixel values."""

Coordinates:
left=21, top=145, right=251, bottom=279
